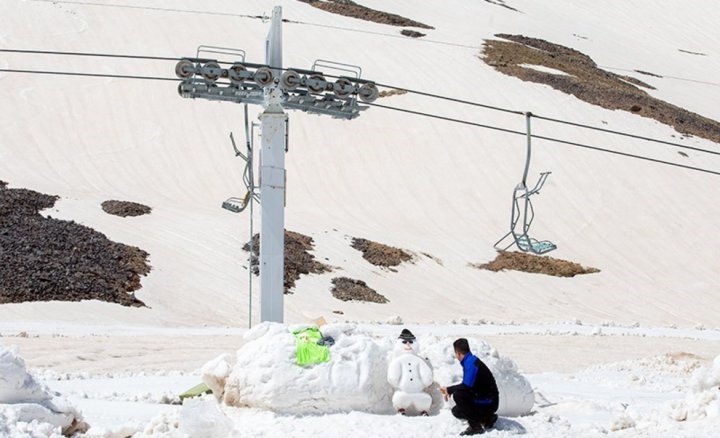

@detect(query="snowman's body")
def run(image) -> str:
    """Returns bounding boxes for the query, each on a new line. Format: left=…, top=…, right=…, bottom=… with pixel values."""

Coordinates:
left=387, top=337, right=433, bottom=413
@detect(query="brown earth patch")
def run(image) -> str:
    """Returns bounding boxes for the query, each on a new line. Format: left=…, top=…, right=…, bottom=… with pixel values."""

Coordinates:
left=0, top=182, right=149, bottom=306
left=400, top=29, right=425, bottom=38
left=351, top=237, right=412, bottom=267
left=101, top=200, right=152, bottom=217
left=484, top=0, right=521, bottom=13
left=635, top=69, right=663, bottom=78
left=482, top=34, right=720, bottom=144
left=678, top=49, right=707, bottom=56
left=331, top=277, right=388, bottom=303
left=297, top=0, right=433, bottom=29
left=379, top=88, right=408, bottom=98
left=244, top=230, right=331, bottom=293
left=472, top=251, right=599, bottom=277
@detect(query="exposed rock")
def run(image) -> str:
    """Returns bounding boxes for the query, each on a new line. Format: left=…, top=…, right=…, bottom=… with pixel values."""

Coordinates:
left=330, top=277, right=388, bottom=303
left=678, top=49, right=707, bottom=56
left=400, top=29, right=425, bottom=38
left=472, top=251, right=599, bottom=277
left=482, top=34, right=720, bottom=144
left=297, top=0, right=433, bottom=29
left=635, top=69, right=663, bottom=78
left=243, top=230, right=331, bottom=293
left=101, top=200, right=152, bottom=217
left=351, top=237, right=412, bottom=267
left=484, top=0, right=521, bottom=13
left=379, top=88, right=408, bottom=98
left=0, top=182, right=150, bottom=306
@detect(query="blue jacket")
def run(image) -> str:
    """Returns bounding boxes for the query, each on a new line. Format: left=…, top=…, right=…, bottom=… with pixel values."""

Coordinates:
left=447, top=353, right=499, bottom=404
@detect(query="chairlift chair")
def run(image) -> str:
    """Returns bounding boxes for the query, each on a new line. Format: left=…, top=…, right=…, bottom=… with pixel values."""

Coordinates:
left=494, top=113, right=557, bottom=255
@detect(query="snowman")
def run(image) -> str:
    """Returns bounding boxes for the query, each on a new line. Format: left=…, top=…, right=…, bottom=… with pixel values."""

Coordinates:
left=387, top=329, right=434, bottom=415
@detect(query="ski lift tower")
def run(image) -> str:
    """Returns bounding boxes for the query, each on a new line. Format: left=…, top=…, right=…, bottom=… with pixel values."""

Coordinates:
left=175, top=6, right=379, bottom=323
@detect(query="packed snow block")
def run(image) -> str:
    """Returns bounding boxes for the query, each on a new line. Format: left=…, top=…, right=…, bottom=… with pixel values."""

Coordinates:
left=179, top=398, right=233, bottom=438
left=423, top=337, right=535, bottom=417
left=201, top=353, right=234, bottom=401
left=223, top=323, right=393, bottom=414
left=0, top=346, right=88, bottom=436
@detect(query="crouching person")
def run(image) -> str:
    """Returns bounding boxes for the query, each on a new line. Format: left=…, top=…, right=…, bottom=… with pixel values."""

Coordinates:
left=440, top=338, right=499, bottom=436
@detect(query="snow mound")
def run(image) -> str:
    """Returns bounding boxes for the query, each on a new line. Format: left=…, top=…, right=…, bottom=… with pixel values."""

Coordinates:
left=673, top=355, right=720, bottom=422
left=201, top=353, right=234, bottom=402
left=221, top=323, right=534, bottom=416
left=421, top=335, right=535, bottom=417
left=223, top=323, right=392, bottom=414
left=179, top=398, right=233, bottom=438
left=0, top=346, right=88, bottom=436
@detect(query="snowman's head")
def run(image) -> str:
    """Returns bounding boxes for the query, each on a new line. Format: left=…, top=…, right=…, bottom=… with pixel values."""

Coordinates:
left=393, top=329, right=419, bottom=356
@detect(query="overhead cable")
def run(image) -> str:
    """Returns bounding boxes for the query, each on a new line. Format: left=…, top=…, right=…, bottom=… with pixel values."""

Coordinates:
left=0, top=68, right=178, bottom=82
left=365, top=102, right=720, bottom=177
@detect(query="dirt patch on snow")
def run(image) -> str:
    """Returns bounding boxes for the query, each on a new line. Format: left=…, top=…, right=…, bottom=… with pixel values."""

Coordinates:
left=0, top=183, right=149, bottom=306
left=678, top=49, right=707, bottom=56
left=400, top=29, right=425, bottom=38
left=297, top=0, right=433, bottom=29
left=244, top=230, right=331, bottom=293
left=379, top=88, right=408, bottom=98
left=101, top=200, right=152, bottom=217
left=472, top=251, right=599, bottom=277
left=635, top=69, right=663, bottom=78
left=484, top=0, right=521, bottom=13
left=331, top=277, right=388, bottom=303
left=351, top=237, right=412, bottom=267
left=482, top=34, right=720, bottom=144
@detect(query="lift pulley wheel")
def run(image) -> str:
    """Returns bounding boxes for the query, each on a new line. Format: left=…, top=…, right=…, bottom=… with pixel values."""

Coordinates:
left=307, top=74, right=327, bottom=94
left=358, top=83, right=379, bottom=103
left=175, top=59, right=195, bottom=79
left=228, top=63, right=248, bottom=85
left=254, top=67, right=274, bottom=86
left=202, top=62, right=223, bottom=82
left=333, top=78, right=353, bottom=98
left=280, top=70, right=301, bottom=91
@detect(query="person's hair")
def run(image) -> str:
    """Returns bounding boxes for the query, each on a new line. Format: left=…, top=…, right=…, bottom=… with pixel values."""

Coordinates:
left=453, top=338, right=470, bottom=355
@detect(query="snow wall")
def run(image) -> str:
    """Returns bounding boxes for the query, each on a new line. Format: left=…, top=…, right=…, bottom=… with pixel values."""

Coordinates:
left=220, top=323, right=534, bottom=416
left=0, top=346, right=87, bottom=437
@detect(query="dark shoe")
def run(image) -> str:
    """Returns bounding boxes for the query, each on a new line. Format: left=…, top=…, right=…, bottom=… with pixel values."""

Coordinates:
left=398, top=408, right=406, bottom=416
left=420, top=411, right=429, bottom=416
left=459, top=425, right=485, bottom=436
left=483, top=414, right=498, bottom=429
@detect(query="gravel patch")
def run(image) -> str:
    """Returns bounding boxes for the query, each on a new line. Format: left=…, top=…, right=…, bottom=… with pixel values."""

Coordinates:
left=471, top=251, right=599, bottom=277
left=101, top=200, right=152, bottom=217
left=330, top=277, right=388, bottom=303
left=400, top=29, right=426, bottom=38
left=0, top=183, right=150, bottom=306
left=351, top=237, right=412, bottom=267
left=379, top=88, right=408, bottom=98
left=482, top=34, right=720, bottom=144
left=298, top=0, right=433, bottom=29
left=244, top=230, right=331, bottom=293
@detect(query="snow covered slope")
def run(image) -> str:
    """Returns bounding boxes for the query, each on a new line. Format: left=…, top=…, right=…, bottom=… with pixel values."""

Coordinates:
left=1, top=0, right=720, bottom=329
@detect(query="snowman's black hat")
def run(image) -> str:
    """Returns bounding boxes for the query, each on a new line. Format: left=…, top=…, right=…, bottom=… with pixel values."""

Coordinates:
left=398, top=329, right=416, bottom=340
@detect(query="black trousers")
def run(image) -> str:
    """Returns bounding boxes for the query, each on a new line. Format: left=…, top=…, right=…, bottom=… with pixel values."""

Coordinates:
left=451, top=390, right=499, bottom=427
